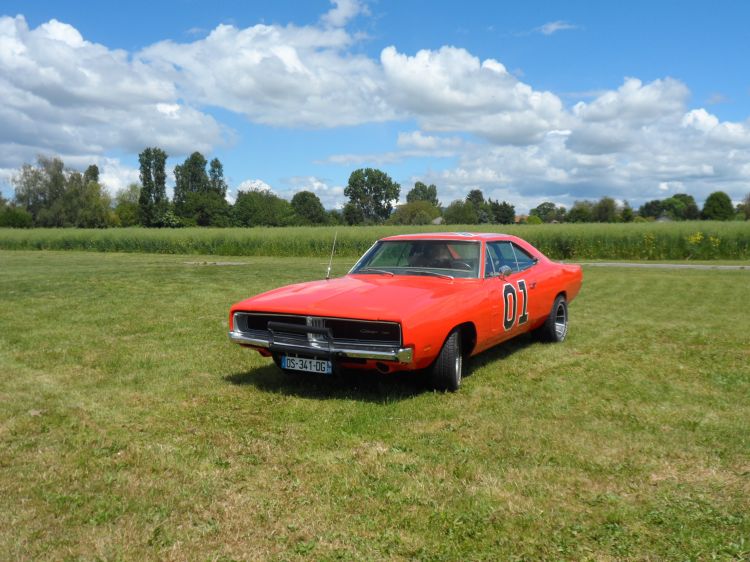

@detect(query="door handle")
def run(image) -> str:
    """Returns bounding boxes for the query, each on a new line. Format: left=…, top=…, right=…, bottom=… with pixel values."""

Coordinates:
left=530, top=282, right=537, bottom=289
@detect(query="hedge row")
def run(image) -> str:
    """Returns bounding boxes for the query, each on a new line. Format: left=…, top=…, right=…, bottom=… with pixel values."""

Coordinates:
left=0, top=222, right=748, bottom=260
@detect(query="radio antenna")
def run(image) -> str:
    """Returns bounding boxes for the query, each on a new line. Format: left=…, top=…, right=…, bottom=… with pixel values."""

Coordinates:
left=325, top=230, right=338, bottom=280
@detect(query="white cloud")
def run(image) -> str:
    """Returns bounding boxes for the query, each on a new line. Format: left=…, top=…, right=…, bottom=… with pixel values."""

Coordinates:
left=237, top=178, right=273, bottom=192
left=396, top=131, right=463, bottom=150
left=0, top=15, right=224, bottom=168
left=98, top=158, right=140, bottom=194
left=281, top=176, right=345, bottom=209
left=139, top=20, right=393, bottom=128
left=381, top=46, right=566, bottom=144
left=535, top=21, right=579, bottom=35
left=1, top=5, right=750, bottom=211
left=321, top=0, right=369, bottom=28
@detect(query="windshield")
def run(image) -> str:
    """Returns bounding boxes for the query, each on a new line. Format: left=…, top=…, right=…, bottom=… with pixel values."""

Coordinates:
left=350, top=240, right=481, bottom=279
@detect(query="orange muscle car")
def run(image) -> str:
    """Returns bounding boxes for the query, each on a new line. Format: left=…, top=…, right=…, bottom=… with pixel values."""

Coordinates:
left=229, top=233, right=582, bottom=391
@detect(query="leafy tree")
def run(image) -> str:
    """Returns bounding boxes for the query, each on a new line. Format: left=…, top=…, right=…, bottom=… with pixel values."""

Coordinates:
left=208, top=158, right=228, bottom=198
left=738, top=193, right=750, bottom=220
left=638, top=199, right=664, bottom=219
left=464, top=190, right=493, bottom=223
left=12, top=163, right=45, bottom=222
left=173, top=152, right=209, bottom=216
left=672, top=193, right=700, bottom=220
left=620, top=201, right=635, bottom=222
left=702, top=191, right=734, bottom=221
left=566, top=200, right=594, bottom=223
left=488, top=199, right=515, bottom=224
left=387, top=201, right=441, bottom=225
left=530, top=202, right=558, bottom=223
left=342, top=202, right=365, bottom=225
left=83, top=164, right=100, bottom=186
left=184, top=191, right=231, bottom=226
left=291, top=191, right=327, bottom=224
left=525, top=214, right=543, bottom=225
left=138, top=147, right=169, bottom=227
left=233, top=189, right=294, bottom=227
left=61, top=171, right=113, bottom=227
left=114, top=184, right=141, bottom=227
left=593, top=196, right=618, bottom=222
left=174, top=153, right=231, bottom=226
left=406, top=181, right=440, bottom=208
left=443, top=200, right=477, bottom=224
left=344, top=168, right=400, bottom=224
left=13, top=157, right=67, bottom=226
left=659, top=197, right=686, bottom=221
left=466, top=189, right=485, bottom=209
left=0, top=204, right=33, bottom=227
left=327, top=208, right=344, bottom=225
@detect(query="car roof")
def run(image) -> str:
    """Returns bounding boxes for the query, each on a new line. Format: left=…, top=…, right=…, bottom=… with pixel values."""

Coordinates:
left=380, top=232, right=512, bottom=242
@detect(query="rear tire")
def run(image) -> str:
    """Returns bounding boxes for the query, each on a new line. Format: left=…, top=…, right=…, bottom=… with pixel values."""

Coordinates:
left=536, top=295, right=568, bottom=343
left=429, top=330, right=462, bottom=392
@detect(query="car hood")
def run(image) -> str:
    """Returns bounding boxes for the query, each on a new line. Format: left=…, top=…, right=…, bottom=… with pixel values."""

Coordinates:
left=233, top=274, right=476, bottom=321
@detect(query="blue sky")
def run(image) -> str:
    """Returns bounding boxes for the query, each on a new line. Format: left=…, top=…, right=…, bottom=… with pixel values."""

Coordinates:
left=1, top=0, right=749, bottom=211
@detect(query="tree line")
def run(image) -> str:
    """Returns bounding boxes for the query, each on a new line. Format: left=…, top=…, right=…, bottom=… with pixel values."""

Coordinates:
left=2, top=148, right=749, bottom=228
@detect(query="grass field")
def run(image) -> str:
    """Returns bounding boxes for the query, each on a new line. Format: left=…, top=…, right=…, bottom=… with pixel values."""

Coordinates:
left=1, top=250, right=749, bottom=560
left=1, top=220, right=750, bottom=260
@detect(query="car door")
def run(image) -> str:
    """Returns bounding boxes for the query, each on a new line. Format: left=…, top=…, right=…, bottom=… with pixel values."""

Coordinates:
left=485, top=241, right=541, bottom=343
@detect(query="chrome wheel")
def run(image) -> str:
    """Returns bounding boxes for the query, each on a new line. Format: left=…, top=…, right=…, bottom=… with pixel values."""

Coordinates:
left=554, top=302, right=568, bottom=341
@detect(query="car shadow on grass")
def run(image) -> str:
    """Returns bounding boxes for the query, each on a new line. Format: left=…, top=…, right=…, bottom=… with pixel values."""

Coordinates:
left=224, top=334, right=538, bottom=401
left=224, top=364, right=428, bottom=403
left=464, top=332, right=538, bottom=376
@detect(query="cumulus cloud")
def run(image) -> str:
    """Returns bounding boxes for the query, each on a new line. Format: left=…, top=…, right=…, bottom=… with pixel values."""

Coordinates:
left=282, top=176, right=345, bottom=209
left=1, top=4, right=750, bottom=210
left=0, top=15, right=224, bottom=169
left=396, top=131, right=463, bottom=150
left=321, top=0, right=369, bottom=28
left=416, top=77, right=750, bottom=211
left=237, top=179, right=273, bottom=192
left=381, top=46, right=566, bottom=144
left=139, top=18, right=393, bottom=127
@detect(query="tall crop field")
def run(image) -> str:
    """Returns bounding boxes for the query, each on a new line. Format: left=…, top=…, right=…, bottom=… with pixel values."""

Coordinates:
left=0, top=221, right=748, bottom=260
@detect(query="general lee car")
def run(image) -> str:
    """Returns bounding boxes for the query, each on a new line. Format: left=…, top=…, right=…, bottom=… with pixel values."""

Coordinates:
left=229, top=233, right=582, bottom=391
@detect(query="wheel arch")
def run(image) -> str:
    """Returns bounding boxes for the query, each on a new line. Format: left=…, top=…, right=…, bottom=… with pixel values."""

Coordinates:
left=454, top=321, right=477, bottom=357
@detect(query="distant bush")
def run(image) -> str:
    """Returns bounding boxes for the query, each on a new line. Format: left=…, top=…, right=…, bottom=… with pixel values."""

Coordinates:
left=1, top=222, right=749, bottom=260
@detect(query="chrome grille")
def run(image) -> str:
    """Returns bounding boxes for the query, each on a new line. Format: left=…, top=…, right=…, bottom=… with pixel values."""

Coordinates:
left=233, top=312, right=401, bottom=347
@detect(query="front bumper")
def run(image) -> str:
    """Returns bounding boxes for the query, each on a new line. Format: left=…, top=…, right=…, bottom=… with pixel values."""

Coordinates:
left=228, top=330, right=414, bottom=363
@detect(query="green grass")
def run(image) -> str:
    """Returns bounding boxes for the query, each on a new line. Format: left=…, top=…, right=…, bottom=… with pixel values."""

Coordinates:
left=1, top=220, right=749, bottom=260
left=1, top=251, right=749, bottom=560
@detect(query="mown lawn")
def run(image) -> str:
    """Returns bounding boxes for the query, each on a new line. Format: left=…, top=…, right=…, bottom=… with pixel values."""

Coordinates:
left=1, top=251, right=748, bottom=560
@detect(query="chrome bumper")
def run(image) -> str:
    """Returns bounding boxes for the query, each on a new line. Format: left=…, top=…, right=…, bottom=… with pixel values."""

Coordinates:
left=228, top=330, right=413, bottom=363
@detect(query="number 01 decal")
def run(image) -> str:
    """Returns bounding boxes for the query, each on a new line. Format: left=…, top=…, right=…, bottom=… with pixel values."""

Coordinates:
left=502, top=280, right=529, bottom=331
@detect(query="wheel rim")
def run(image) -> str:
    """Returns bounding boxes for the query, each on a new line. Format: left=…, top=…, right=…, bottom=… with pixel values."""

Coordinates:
left=455, top=352, right=462, bottom=383
left=554, top=303, right=568, bottom=340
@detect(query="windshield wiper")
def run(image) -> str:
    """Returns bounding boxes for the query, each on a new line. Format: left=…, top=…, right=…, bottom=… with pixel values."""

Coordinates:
left=357, top=268, right=395, bottom=276
left=410, top=270, right=454, bottom=280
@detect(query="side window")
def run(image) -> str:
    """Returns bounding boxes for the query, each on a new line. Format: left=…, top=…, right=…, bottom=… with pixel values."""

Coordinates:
left=487, top=242, right=515, bottom=273
left=484, top=246, right=495, bottom=277
left=510, top=244, right=536, bottom=272
left=487, top=241, right=537, bottom=273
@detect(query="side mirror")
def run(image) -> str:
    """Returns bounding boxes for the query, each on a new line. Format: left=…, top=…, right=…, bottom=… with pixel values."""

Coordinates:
left=500, top=265, right=512, bottom=278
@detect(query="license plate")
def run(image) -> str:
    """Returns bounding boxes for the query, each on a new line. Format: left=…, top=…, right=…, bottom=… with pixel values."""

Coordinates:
left=281, top=356, right=332, bottom=374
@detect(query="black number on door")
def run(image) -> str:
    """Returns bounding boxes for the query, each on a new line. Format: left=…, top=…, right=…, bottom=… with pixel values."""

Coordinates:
left=502, top=280, right=528, bottom=331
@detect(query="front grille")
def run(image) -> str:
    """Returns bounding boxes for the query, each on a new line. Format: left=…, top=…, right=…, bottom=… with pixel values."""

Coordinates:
left=233, top=313, right=401, bottom=348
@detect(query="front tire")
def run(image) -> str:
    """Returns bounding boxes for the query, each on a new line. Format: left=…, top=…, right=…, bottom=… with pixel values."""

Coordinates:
left=536, top=295, right=568, bottom=342
left=429, top=329, right=463, bottom=392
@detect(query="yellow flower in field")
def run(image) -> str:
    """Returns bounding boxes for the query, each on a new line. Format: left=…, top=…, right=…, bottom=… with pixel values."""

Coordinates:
left=709, top=235, right=721, bottom=249
left=686, top=231, right=704, bottom=246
